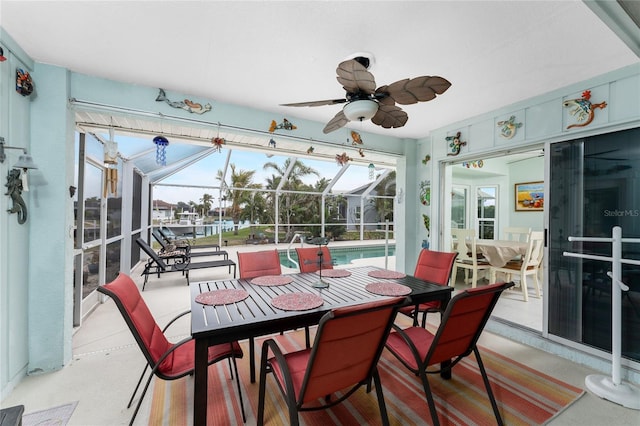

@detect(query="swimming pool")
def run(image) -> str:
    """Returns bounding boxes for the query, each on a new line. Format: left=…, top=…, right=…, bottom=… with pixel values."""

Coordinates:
left=279, top=245, right=396, bottom=268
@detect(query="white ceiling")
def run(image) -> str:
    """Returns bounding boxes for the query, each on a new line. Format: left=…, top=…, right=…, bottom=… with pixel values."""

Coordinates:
left=1, top=1, right=639, bottom=141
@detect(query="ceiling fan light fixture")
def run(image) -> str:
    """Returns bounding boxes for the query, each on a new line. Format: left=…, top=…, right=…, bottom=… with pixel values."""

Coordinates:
left=343, top=100, right=378, bottom=122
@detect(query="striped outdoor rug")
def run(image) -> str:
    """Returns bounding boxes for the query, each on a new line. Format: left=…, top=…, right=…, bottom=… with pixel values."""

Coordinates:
left=146, top=322, right=584, bottom=425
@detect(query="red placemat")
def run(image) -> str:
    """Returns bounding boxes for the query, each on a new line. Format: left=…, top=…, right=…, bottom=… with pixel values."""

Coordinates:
left=365, top=282, right=412, bottom=296
left=250, top=275, right=294, bottom=286
left=316, top=269, right=351, bottom=278
left=368, top=270, right=406, bottom=279
left=195, top=289, right=249, bottom=305
left=271, top=293, right=324, bottom=311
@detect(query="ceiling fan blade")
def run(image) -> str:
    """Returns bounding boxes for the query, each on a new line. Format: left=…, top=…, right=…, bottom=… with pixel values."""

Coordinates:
left=323, top=110, right=349, bottom=134
left=281, top=98, right=347, bottom=107
left=371, top=105, right=408, bottom=129
left=374, top=86, right=394, bottom=106
left=336, top=59, right=376, bottom=94
left=382, top=76, right=452, bottom=105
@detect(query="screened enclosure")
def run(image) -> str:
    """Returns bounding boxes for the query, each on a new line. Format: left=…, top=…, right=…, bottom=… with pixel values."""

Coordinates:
left=71, top=111, right=398, bottom=320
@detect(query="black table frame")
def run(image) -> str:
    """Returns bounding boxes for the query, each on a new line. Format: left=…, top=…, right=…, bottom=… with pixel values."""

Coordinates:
left=190, top=265, right=453, bottom=425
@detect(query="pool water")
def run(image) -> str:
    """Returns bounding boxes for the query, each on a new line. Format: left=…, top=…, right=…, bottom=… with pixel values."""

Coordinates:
left=279, top=245, right=396, bottom=268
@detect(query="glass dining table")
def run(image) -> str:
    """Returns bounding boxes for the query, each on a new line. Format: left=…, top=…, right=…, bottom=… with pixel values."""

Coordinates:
left=190, top=265, right=454, bottom=425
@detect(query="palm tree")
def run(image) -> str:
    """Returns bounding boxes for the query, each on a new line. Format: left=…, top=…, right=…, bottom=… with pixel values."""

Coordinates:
left=200, top=193, right=214, bottom=217
left=263, top=158, right=318, bottom=189
left=216, top=164, right=261, bottom=235
left=240, top=191, right=269, bottom=224
left=263, top=159, right=319, bottom=240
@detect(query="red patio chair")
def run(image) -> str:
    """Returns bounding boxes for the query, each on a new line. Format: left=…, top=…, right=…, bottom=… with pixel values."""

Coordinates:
left=237, top=249, right=290, bottom=382
left=398, top=249, right=458, bottom=327
left=97, top=273, right=245, bottom=425
left=257, top=297, right=407, bottom=426
left=295, top=246, right=333, bottom=273
left=237, top=249, right=282, bottom=279
left=385, top=281, right=514, bottom=426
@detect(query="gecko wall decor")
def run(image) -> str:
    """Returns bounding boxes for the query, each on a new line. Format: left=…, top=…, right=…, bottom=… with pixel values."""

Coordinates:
left=563, top=90, right=607, bottom=129
left=497, top=115, right=523, bottom=139
left=446, top=131, right=467, bottom=156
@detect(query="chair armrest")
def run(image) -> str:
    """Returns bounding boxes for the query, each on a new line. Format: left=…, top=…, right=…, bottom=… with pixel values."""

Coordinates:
left=261, top=338, right=297, bottom=402
left=149, top=336, right=194, bottom=376
left=161, top=310, right=191, bottom=333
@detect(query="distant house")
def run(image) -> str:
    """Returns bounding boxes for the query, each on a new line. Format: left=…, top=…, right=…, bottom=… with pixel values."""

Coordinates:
left=211, top=206, right=227, bottom=217
left=343, top=184, right=380, bottom=231
left=152, top=200, right=175, bottom=222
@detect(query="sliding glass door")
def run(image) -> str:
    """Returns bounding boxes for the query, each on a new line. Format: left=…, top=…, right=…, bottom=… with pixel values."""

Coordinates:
left=547, top=127, right=640, bottom=363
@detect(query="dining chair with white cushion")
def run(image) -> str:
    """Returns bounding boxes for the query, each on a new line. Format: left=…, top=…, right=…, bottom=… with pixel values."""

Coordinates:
left=503, top=226, right=531, bottom=242
left=451, top=228, right=491, bottom=288
left=489, top=231, right=544, bottom=301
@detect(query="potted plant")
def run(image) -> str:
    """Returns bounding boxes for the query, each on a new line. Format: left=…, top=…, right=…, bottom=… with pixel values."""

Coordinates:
left=422, top=214, right=430, bottom=249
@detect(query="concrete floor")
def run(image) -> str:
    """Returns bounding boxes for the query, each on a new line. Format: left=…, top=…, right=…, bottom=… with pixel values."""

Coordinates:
left=2, top=244, right=639, bottom=425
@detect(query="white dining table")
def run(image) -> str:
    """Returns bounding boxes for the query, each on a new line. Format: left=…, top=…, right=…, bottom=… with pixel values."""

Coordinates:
left=476, top=239, right=528, bottom=267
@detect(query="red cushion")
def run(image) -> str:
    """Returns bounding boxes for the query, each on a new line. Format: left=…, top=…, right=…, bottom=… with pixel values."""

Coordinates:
left=238, top=250, right=282, bottom=279
left=398, top=301, right=440, bottom=316
left=268, top=297, right=402, bottom=404
left=386, top=327, right=435, bottom=370
left=414, top=249, right=456, bottom=285
left=269, top=348, right=312, bottom=401
left=295, top=247, right=333, bottom=273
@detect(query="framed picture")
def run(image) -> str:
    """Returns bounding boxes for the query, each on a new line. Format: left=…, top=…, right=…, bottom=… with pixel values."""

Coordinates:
left=515, top=181, right=544, bottom=211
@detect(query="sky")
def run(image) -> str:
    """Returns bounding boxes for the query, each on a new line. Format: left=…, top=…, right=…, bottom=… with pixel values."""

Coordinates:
left=77, top=131, right=388, bottom=206
left=154, top=149, right=379, bottom=206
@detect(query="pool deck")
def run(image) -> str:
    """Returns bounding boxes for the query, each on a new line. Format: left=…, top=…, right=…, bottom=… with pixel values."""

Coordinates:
left=193, top=238, right=397, bottom=274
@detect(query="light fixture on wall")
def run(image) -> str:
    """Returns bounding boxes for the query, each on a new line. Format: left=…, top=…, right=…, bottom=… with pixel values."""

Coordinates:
left=0, top=136, right=39, bottom=186
left=1, top=136, right=33, bottom=166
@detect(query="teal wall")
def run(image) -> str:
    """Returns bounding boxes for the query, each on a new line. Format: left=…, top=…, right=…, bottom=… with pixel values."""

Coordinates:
left=0, top=30, right=35, bottom=398
left=27, top=63, right=75, bottom=373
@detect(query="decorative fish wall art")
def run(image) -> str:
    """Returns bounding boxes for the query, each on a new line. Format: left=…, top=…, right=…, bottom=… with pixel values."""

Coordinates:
left=269, top=118, right=297, bottom=132
left=350, top=131, right=363, bottom=145
left=155, top=88, right=212, bottom=114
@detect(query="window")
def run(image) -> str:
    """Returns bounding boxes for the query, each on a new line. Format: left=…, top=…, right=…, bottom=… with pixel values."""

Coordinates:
left=451, top=185, right=468, bottom=229
left=476, top=186, right=496, bottom=239
left=83, top=162, right=103, bottom=243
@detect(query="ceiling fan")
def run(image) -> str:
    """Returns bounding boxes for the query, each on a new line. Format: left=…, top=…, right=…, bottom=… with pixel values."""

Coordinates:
left=282, top=56, right=451, bottom=134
